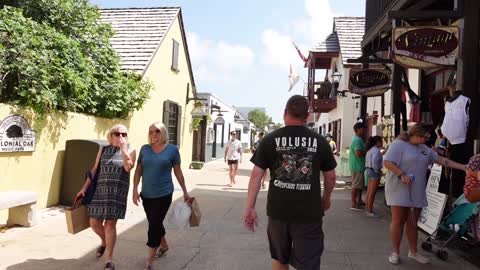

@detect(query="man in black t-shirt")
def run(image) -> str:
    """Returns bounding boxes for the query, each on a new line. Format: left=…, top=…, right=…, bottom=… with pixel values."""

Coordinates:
left=244, top=95, right=337, bottom=270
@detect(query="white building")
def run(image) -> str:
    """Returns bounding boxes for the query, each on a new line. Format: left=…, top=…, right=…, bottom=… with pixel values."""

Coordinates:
left=197, top=93, right=254, bottom=162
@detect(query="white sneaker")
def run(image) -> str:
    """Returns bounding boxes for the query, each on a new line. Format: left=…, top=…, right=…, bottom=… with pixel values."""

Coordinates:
left=365, top=212, right=377, bottom=217
left=408, top=252, right=430, bottom=264
left=388, top=252, right=400, bottom=264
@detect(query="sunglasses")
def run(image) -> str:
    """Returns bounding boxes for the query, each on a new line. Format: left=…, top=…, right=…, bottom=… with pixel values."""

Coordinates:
left=113, top=132, right=128, bottom=138
left=149, top=129, right=160, bottom=135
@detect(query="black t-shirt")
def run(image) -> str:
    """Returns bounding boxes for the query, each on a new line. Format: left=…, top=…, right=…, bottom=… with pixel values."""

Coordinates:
left=251, top=125, right=337, bottom=221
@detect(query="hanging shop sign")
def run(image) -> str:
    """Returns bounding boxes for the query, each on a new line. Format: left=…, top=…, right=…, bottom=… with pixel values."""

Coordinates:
left=0, top=115, right=36, bottom=153
left=392, top=26, right=460, bottom=68
left=417, top=164, right=448, bottom=235
left=349, top=68, right=391, bottom=96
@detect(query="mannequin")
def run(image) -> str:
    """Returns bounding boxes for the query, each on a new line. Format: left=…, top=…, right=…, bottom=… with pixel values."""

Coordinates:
left=439, top=73, right=471, bottom=198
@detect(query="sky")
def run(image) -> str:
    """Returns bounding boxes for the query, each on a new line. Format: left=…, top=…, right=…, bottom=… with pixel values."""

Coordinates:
left=90, top=0, right=365, bottom=122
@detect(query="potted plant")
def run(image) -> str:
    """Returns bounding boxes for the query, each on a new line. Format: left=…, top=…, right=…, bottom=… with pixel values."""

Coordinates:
left=190, top=161, right=204, bottom=170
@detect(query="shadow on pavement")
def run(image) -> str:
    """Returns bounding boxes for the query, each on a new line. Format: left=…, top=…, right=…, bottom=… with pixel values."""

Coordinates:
left=6, top=188, right=270, bottom=270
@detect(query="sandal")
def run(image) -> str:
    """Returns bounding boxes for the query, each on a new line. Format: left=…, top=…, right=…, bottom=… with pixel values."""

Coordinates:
left=96, top=245, right=106, bottom=258
left=105, top=261, right=115, bottom=270
left=154, top=247, right=169, bottom=258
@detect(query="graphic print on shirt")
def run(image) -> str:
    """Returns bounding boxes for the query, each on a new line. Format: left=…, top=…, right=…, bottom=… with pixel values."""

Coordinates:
left=272, top=136, right=317, bottom=191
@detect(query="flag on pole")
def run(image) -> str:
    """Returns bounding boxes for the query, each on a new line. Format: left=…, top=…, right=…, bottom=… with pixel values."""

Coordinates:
left=288, top=64, right=300, bottom=92
left=292, top=41, right=308, bottom=63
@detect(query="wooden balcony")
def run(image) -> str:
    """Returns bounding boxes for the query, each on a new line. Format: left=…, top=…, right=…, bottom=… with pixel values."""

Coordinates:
left=311, top=98, right=337, bottom=113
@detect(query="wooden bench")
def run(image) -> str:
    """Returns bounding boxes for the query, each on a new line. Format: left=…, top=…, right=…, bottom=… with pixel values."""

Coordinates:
left=0, top=191, right=38, bottom=227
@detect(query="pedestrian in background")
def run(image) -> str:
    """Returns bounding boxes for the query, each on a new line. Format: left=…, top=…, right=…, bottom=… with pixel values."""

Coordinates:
left=349, top=122, right=366, bottom=211
left=132, top=122, right=191, bottom=270
left=326, top=134, right=337, bottom=155
left=224, top=131, right=242, bottom=186
left=75, top=124, right=136, bottom=270
left=251, top=132, right=268, bottom=189
left=383, top=123, right=466, bottom=265
left=364, top=135, right=383, bottom=217
left=244, top=95, right=337, bottom=270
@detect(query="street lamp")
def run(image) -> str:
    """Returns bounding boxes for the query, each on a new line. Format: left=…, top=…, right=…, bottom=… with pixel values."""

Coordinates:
left=330, top=68, right=342, bottom=98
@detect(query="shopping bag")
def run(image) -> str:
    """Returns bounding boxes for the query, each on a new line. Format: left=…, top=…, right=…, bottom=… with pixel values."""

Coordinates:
left=169, top=202, right=191, bottom=229
left=65, top=203, right=90, bottom=234
left=189, top=197, right=202, bottom=227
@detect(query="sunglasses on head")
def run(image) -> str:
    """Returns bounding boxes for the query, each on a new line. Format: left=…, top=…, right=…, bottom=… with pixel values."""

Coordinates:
left=113, top=132, right=128, bottom=138
left=149, top=129, right=160, bottom=135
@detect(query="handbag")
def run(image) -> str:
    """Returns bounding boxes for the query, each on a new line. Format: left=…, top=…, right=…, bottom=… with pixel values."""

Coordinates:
left=65, top=201, right=90, bottom=234
left=82, top=146, right=107, bottom=205
left=189, top=197, right=202, bottom=227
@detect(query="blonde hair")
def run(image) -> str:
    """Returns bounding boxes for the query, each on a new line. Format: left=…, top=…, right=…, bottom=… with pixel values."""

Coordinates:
left=397, top=123, right=429, bottom=142
left=148, top=122, right=169, bottom=144
left=107, top=124, right=128, bottom=144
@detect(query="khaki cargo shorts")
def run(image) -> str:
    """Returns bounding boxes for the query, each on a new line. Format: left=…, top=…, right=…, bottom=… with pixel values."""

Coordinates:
left=351, top=171, right=364, bottom=189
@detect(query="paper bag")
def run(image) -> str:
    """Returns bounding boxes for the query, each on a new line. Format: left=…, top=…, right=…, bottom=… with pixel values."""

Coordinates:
left=65, top=204, right=90, bottom=234
left=189, top=197, right=202, bottom=227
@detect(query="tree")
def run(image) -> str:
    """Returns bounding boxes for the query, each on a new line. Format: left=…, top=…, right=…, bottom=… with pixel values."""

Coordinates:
left=248, top=109, right=270, bottom=129
left=0, top=1, right=151, bottom=118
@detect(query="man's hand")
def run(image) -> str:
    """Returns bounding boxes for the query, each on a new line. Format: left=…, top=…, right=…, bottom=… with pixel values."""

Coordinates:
left=322, top=196, right=331, bottom=212
left=243, top=208, right=258, bottom=232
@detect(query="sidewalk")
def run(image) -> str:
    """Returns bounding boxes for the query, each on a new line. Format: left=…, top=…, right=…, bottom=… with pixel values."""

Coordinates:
left=0, top=154, right=477, bottom=270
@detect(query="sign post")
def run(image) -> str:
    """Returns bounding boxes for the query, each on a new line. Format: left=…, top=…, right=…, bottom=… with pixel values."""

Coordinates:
left=417, top=164, right=448, bottom=235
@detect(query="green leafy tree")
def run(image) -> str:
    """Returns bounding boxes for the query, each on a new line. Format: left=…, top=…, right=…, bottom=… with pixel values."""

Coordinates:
left=248, top=109, right=270, bottom=129
left=0, top=1, right=151, bottom=118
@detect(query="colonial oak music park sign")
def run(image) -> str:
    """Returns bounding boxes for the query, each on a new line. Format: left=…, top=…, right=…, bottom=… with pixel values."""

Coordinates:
left=0, top=115, right=36, bottom=152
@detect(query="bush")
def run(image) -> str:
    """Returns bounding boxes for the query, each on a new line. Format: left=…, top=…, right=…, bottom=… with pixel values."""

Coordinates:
left=0, top=2, right=151, bottom=119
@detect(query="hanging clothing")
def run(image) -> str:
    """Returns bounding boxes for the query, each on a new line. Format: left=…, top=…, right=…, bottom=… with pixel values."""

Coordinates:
left=409, top=102, right=421, bottom=122
left=441, top=95, right=470, bottom=145
left=430, top=95, right=445, bottom=128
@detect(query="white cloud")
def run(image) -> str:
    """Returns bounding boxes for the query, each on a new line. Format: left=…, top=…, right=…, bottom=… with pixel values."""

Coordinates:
left=261, top=0, right=341, bottom=71
left=187, top=32, right=255, bottom=83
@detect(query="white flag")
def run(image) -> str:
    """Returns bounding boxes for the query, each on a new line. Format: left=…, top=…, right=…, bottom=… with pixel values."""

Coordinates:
left=288, top=64, right=300, bottom=92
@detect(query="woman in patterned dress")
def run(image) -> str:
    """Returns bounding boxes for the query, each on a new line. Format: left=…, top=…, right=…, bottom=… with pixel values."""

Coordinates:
left=75, top=124, right=136, bottom=270
left=464, top=154, right=480, bottom=202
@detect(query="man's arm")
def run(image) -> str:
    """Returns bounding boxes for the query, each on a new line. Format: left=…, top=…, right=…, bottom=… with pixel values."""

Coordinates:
left=246, top=166, right=266, bottom=209
left=322, top=169, right=336, bottom=211
left=244, top=165, right=266, bottom=231
left=355, top=150, right=366, bottom=157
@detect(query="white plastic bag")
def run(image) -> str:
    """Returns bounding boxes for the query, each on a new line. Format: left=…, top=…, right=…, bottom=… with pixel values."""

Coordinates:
left=169, top=202, right=191, bottom=229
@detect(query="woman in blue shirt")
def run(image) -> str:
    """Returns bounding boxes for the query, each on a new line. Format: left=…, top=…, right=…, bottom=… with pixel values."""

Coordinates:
left=133, top=122, right=191, bottom=270
left=364, top=136, right=383, bottom=217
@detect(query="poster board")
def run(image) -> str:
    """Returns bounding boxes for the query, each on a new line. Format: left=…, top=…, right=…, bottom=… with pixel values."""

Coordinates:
left=417, top=164, right=448, bottom=234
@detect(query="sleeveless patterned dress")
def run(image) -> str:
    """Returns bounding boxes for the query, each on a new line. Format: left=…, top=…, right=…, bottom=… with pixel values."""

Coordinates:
left=88, top=145, right=130, bottom=220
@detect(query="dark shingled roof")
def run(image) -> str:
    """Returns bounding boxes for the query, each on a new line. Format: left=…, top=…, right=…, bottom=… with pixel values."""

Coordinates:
left=310, top=17, right=365, bottom=65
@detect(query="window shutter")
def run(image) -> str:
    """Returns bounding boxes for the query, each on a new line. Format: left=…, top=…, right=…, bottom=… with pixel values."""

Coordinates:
left=172, top=40, right=179, bottom=71
left=163, top=101, right=170, bottom=127
left=176, top=105, right=182, bottom=146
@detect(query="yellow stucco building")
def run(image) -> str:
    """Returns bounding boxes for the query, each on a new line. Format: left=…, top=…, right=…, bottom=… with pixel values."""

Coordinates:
left=0, top=7, right=198, bottom=221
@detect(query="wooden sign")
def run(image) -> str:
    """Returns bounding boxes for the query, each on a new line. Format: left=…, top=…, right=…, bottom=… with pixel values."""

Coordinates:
left=392, top=26, right=460, bottom=68
left=349, top=68, right=391, bottom=96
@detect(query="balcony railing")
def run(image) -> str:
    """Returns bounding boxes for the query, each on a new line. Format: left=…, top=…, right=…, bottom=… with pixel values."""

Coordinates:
left=365, top=0, right=398, bottom=34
